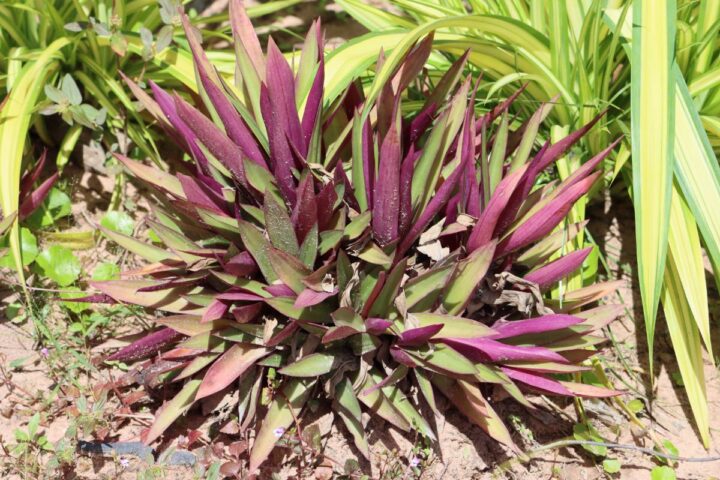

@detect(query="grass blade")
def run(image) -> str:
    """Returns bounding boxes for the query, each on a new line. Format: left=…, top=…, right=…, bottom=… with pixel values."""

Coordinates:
left=630, top=0, right=676, bottom=376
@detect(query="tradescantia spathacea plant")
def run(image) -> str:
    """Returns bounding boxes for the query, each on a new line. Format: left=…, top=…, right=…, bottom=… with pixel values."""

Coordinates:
left=86, top=0, right=624, bottom=472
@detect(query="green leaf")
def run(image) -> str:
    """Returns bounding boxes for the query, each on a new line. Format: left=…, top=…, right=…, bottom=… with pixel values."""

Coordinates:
left=101, top=211, right=135, bottom=236
left=602, top=459, right=621, bottom=474
left=279, top=352, right=341, bottom=377
left=249, top=380, right=313, bottom=473
left=25, top=188, right=71, bottom=229
left=263, top=190, right=299, bottom=256
left=0, top=228, right=38, bottom=268
left=92, top=262, right=120, bottom=281
left=59, top=287, right=90, bottom=314
left=144, top=379, right=201, bottom=445
left=572, top=422, right=606, bottom=457
left=442, top=241, right=496, bottom=315
left=631, top=0, right=676, bottom=378
left=651, top=466, right=676, bottom=480
left=35, top=245, right=81, bottom=286
left=61, top=74, right=82, bottom=106
left=334, top=378, right=369, bottom=458
left=0, top=37, right=70, bottom=292
left=237, top=219, right=278, bottom=283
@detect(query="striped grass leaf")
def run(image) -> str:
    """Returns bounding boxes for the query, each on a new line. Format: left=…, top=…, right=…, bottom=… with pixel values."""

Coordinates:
left=673, top=68, right=720, bottom=296
left=630, top=0, right=676, bottom=376
left=0, top=38, right=69, bottom=286
left=666, top=195, right=716, bottom=450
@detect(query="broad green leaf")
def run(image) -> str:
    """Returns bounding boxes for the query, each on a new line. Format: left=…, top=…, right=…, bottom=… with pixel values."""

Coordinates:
left=25, top=188, right=71, bottom=230
left=196, top=343, right=268, bottom=399
left=267, top=247, right=309, bottom=294
left=333, top=378, right=369, bottom=458
left=249, top=380, right=313, bottom=473
left=100, top=211, right=135, bottom=236
left=263, top=190, right=299, bottom=256
left=144, top=379, right=201, bottom=445
left=573, top=422, right=607, bottom=456
left=91, top=280, right=209, bottom=315
left=237, top=219, right=278, bottom=283
left=356, top=371, right=411, bottom=432
left=35, top=245, right=81, bottom=286
left=0, top=228, right=37, bottom=268
left=99, top=225, right=181, bottom=263
left=443, top=240, right=496, bottom=314
left=650, top=466, right=676, bottom=480
left=404, top=260, right=455, bottom=311
left=279, top=352, right=343, bottom=377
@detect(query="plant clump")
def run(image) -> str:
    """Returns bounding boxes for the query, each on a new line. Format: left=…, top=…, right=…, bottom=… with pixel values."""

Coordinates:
left=87, top=0, right=622, bottom=472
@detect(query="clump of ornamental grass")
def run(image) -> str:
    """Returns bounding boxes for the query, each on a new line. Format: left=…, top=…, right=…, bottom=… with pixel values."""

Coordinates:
left=86, top=0, right=623, bottom=472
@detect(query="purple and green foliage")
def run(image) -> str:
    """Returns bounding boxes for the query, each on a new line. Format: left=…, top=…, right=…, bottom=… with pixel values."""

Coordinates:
left=87, top=0, right=622, bottom=471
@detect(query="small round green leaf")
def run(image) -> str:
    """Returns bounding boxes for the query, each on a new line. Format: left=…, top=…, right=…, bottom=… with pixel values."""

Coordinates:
left=602, top=458, right=621, bottom=474
left=92, top=262, right=120, bottom=281
left=0, top=228, right=38, bottom=268
left=651, top=466, right=676, bottom=480
left=101, top=211, right=135, bottom=236
left=36, top=245, right=81, bottom=286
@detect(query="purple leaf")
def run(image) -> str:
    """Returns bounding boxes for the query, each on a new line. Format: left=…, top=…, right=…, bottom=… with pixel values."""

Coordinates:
left=365, top=317, right=392, bottom=335
left=490, top=314, right=585, bottom=339
left=441, top=337, right=569, bottom=363
left=264, top=283, right=295, bottom=297
left=552, top=138, right=621, bottom=197
left=18, top=172, right=58, bottom=220
left=316, top=181, right=338, bottom=232
left=59, top=293, right=117, bottom=304
left=19, top=150, right=48, bottom=201
left=223, top=251, right=258, bottom=277
left=496, top=172, right=601, bottom=256
left=107, top=328, right=182, bottom=361
left=322, top=325, right=359, bottom=343
left=390, top=346, right=418, bottom=367
left=291, top=174, right=317, bottom=244
left=398, top=145, right=418, bottom=237
left=500, top=367, right=573, bottom=395
left=178, top=173, right=228, bottom=215
left=202, top=299, right=229, bottom=323
left=259, top=83, right=297, bottom=205
left=266, top=320, right=300, bottom=347
left=300, top=57, right=324, bottom=151
left=372, top=108, right=401, bottom=247
left=136, top=276, right=203, bottom=293
left=215, top=292, right=265, bottom=302
left=396, top=33, right=434, bottom=93
left=398, top=107, right=474, bottom=257
left=332, top=163, right=358, bottom=212
left=530, top=111, right=607, bottom=175
left=406, top=104, right=437, bottom=146
left=294, top=288, right=336, bottom=308
left=524, top=247, right=593, bottom=290
left=360, top=113, right=375, bottom=207
left=493, top=141, right=549, bottom=237
left=398, top=324, right=444, bottom=347
left=265, top=37, right=303, bottom=150
left=150, top=82, right=209, bottom=173
left=229, top=0, right=265, bottom=76
left=232, top=302, right=263, bottom=323
left=173, top=94, right=251, bottom=190
left=180, top=12, right=266, bottom=168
